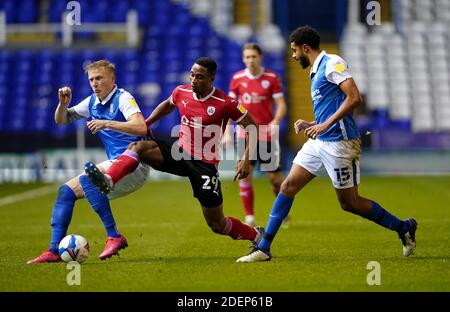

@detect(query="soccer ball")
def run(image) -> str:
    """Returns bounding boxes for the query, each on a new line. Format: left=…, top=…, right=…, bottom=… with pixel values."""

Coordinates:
left=58, top=234, right=90, bottom=263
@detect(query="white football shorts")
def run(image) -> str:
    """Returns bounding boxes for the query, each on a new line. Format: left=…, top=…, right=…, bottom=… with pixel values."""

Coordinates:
left=97, top=160, right=150, bottom=200
left=293, top=138, right=361, bottom=189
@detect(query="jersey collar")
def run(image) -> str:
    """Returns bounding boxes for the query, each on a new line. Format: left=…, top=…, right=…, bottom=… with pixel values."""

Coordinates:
left=193, top=86, right=215, bottom=102
left=310, top=50, right=326, bottom=77
left=95, top=85, right=118, bottom=105
left=245, top=67, right=265, bottom=79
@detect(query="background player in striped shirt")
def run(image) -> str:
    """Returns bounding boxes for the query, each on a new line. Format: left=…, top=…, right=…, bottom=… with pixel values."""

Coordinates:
left=84, top=57, right=265, bottom=248
left=237, top=26, right=417, bottom=262
left=27, top=60, right=149, bottom=263
left=225, top=43, right=288, bottom=227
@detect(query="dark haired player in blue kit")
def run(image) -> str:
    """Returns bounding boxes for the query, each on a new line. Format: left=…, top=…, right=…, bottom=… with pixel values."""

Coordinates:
left=237, top=26, right=417, bottom=262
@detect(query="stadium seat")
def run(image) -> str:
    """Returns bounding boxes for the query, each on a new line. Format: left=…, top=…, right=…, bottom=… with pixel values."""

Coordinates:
left=16, top=0, right=38, bottom=23
left=390, top=98, right=412, bottom=120
left=1, top=0, right=16, bottom=23
left=48, top=0, right=67, bottom=23
left=341, top=0, right=450, bottom=133
left=134, top=0, right=152, bottom=25
left=257, top=24, right=285, bottom=53
left=110, top=1, right=130, bottom=23
left=228, top=24, right=252, bottom=44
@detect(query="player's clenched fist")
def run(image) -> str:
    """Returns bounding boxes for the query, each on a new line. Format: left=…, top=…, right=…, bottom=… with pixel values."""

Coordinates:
left=294, top=119, right=315, bottom=134
left=86, top=119, right=108, bottom=134
left=58, top=86, right=72, bottom=106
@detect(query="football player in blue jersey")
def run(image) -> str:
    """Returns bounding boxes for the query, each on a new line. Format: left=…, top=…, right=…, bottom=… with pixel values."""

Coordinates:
left=237, top=26, right=417, bottom=262
left=27, top=60, right=149, bottom=263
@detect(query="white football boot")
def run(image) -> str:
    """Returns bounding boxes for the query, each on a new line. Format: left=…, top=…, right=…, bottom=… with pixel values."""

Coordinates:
left=236, top=249, right=272, bottom=263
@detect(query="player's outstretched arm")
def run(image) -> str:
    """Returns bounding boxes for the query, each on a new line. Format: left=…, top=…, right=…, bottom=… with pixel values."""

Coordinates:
left=145, top=97, right=176, bottom=127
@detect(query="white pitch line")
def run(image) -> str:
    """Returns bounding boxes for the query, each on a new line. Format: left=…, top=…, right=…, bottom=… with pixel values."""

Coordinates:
left=0, top=185, right=57, bottom=207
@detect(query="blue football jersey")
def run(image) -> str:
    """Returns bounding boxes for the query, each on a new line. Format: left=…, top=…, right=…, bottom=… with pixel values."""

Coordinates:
left=86, top=88, right=144, bottom=160
left=309, top=51, right=360, bottom=141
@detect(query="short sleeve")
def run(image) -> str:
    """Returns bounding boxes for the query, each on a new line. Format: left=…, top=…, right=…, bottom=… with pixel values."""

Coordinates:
left=71, top=96, right=91, bottom=118
left=272, top=75, right=284, bottom=99
left=228, top=77, right=239, bottom=99
left=170, top=87, right=180, bottom=106
left=325, top=55, right=352, bottom=85
left=118, top=91, right=142, bottom=120
left=227, top=98, right=247, bottom=123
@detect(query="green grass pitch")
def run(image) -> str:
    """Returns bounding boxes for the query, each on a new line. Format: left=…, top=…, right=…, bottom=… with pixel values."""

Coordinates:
left=0, top=176, right=449, bottom=292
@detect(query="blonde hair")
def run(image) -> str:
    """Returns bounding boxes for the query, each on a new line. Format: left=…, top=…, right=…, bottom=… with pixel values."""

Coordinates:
left=85, top=59, right=115, bottom=76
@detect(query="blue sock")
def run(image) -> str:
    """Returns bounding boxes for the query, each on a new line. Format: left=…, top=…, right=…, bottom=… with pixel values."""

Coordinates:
left=80, top=175, right=120, bottom=238
left=50, top=185, right=77, bottom=253
left=366, top=200, right=406, bottom=234
left=258, top=193, right=294, bottom=252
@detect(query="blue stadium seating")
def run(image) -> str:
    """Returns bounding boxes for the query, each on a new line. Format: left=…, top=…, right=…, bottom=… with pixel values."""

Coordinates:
left=48, top=0, right=68, bottom=23
left=1, top=0, right=17, bottom=23
left=16, top=0, right=38, bottom=23
left=110, top=1, right=130, bottom=23
left=0, top=0, right=286, bottom=140
left=134, top=0, right=152, bottom=26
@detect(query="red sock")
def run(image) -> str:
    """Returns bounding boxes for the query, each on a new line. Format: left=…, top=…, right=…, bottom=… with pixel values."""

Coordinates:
left=108, top=150, right=139, bottom=184
left=224, top=217, right=257, bottom=241
left=239, top=181, right=254, bottom=216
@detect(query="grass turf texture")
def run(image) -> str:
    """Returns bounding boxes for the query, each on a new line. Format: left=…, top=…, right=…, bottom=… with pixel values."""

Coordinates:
left=0, top=176, right=449, bottom=291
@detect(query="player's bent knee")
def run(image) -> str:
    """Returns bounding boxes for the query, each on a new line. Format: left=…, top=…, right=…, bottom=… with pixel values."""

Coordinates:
left=58, top=184, right=76, bottom=201
left=280, top=180, right=296, bottom=197
left=128, top=140, right=157, bottom=155
left=279, top=182, right=289, bottom=196
left=63, top=181, right=83, bottom=199
left=127, top=141, right=141, bottom=152
left=146, top=140, right=160, bottom=151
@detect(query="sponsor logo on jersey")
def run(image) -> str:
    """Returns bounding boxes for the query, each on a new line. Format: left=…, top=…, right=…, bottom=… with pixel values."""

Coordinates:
left=181, top=115, right=203, bottom=129
left=242, top=92, right=252, bottom=104
left=261, top=79, right=270, bottom=89
left=312, top=89, right=323, bottom=102
left=207, top=106, right=215, bottom=116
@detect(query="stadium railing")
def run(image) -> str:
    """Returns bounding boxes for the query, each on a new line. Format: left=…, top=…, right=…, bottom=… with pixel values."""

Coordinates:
left=0, top=10, right=138, bottom=47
